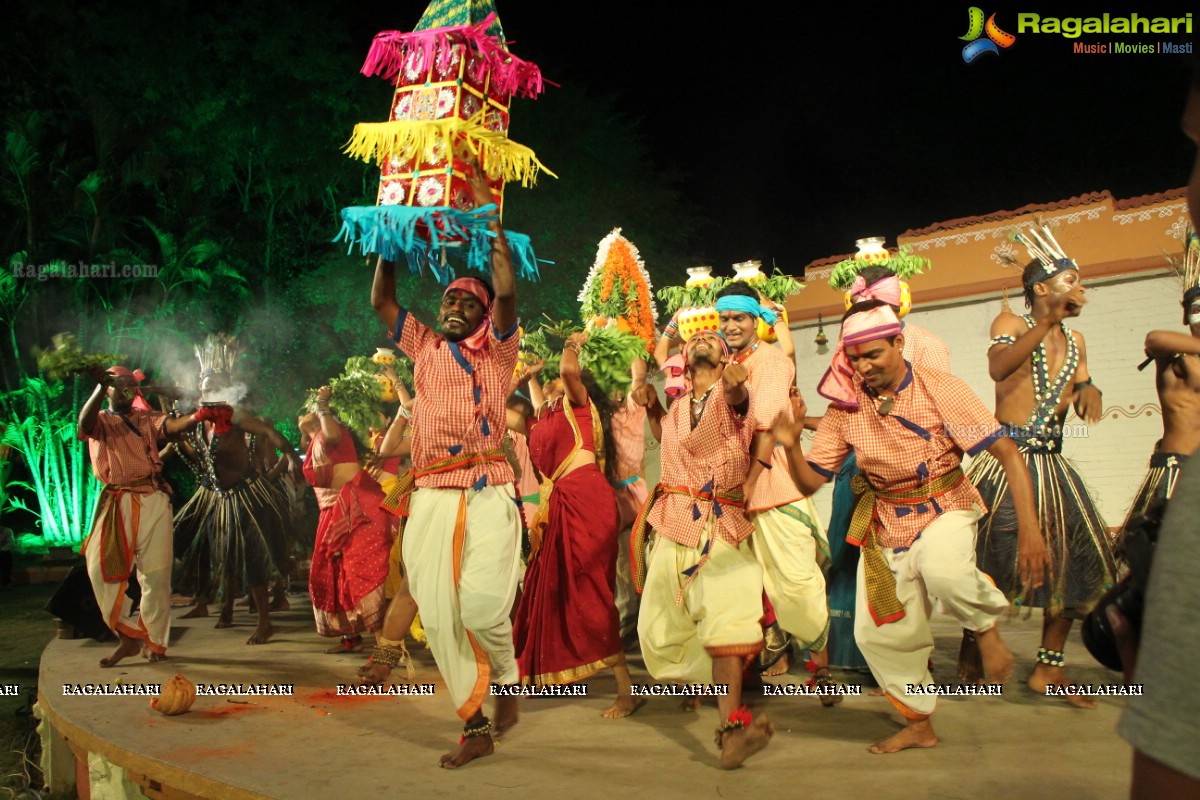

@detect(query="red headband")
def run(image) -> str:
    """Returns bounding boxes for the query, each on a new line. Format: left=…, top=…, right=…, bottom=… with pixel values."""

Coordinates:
left=445, top=277, right=491, bottom=309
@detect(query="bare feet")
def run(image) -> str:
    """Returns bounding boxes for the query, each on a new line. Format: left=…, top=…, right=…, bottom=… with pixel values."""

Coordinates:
left=99, top=635, right=141, bottom=668
left=148, top=652, right=168, bottom=663
left=719, top=717, right=775, bottom=769
left=215, top=610, right=233, bottom=629
left=269, top=594, right=290, bottom=611
left=246, top=621, right=274, bottom=645
left=869, top=719, right=938, bottom=754
left=974, top=626, right=1015, bottom=683
left=493, top=695, right=519, bottom=737
left=680, top=697, right=701, bottom=712
left=762, top=653, right=789, bottom=677
left=358, top=660, right=393, bottom=686
left=1027, top=664, right=1097, bottom=709
left=180, top=603, right=209, bottom=620
left=601, top=694, right=646, bottom=719
left=957, top=629, right=985, bottom=685
left=439, top=734, right=494, bottom=769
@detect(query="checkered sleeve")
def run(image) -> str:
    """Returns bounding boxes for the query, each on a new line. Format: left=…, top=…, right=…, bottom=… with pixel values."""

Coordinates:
left=919, top=337, right=952, bottom=373
left=489, top=317, right=521, bottom=371
left=928, top=372, right=1004, bottom=456
left=806, top=407, right=851, bottom=479
left=79, top=410, right=112, bottom=442
left=749, top=355, right=791, bottom=431
left=391, top=308, right=435, bottom=361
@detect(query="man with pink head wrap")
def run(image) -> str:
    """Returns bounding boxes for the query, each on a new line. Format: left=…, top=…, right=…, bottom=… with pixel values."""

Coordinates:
left=77, top=364, right=227, bottom=666
left=371, top=165, right=522, bottom=769
left=775, top=301, right=1046, bottom=754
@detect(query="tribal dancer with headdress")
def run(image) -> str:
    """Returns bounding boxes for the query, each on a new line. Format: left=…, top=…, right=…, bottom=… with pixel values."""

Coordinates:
left=512, top=332, right=638, bottom=717
left=632, top=328, right=774, bottom=768
left=371, top=165, right=523, bottom=769
left=1131, top=225, right=1200, bottom=520
left=824, top=252, right=949, bottom=674
left=77, top=364, right=226, bottom=666
left=171, top=335, right=296, bottom=644
left=712, top=282, right=833, bottom=692
left=963, top=227, right=1117, bottom=705
left=299, top=386, right=399, bottom=652
left=776, top=302, right=1040, bottom=753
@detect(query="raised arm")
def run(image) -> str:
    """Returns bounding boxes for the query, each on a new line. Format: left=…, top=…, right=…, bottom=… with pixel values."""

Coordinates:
left=377, top=410, right=411, bottom=460
left=560, top=332, right=589, bottom=407
left=1145, top=330, right=1200, bottom=359
left=77, top=368, right=109, bottom=439
left=987, top=311, right=1051, bottom=382
left=466, top=163, right=515, bottom=335
left=371, top=256, right=401, bottom=335
left=312, top=386, right=342, bottom=448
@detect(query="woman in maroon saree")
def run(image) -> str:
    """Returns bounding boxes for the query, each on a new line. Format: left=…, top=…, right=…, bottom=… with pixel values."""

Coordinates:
left=513, top=333, right=641, bottom=718
left=299, top=386, right=397, bottom=651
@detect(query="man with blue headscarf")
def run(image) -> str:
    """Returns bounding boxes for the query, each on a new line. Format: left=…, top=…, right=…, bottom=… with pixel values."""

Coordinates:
left=713, top=283, right=833, bottom=692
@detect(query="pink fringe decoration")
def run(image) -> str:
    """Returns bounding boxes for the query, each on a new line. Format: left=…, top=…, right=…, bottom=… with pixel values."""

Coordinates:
left=361, top=13, right=545, bottom=99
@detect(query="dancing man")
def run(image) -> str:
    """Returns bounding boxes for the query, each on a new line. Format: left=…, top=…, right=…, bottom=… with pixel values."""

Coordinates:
left=713, top=283, right=830, bottom=686
left=774, top=302, right=1044, bottom=753
left=1130, top=227, right=1200, bottom=519
left=78, top=365, right=225, bottom=666
left=370, top=166, right=521, bottom=768
left=634, top=328, right=774, bottom=769
left=966, top=233, right=1117, bottom=705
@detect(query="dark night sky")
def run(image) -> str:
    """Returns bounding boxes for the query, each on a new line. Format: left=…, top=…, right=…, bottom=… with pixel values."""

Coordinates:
left=361, top=2, right=1192, bottom=273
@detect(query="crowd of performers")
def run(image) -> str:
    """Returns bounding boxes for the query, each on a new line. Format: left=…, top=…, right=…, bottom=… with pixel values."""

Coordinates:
left=74, top=168, right=1200, bottom=769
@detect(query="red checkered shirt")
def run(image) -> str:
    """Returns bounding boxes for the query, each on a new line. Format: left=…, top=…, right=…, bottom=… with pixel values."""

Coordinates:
left=807, top=364, right=1003, bottom=549
left=903, top=322, right=951, bottom=373
left=392, top=309, right=518, bottom=489
left=79, top=409, right=169, bottom=490
left=737, top=342, right=803, bottom=512
left=649, top=388, right=756, bottom=547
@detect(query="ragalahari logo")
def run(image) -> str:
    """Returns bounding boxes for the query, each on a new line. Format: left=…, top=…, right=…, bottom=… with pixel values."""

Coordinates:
left=960, top=8, right=1017, bottom=62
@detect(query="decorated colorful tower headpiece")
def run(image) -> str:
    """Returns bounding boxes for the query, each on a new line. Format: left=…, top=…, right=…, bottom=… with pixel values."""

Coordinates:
left=334, top=0, right=552, bottom=284
left=829, top=237, right=928, bottom=318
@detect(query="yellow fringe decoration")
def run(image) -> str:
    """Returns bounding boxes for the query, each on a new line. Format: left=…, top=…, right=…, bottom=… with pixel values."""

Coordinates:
left=343, top=117, right=556, bottom=187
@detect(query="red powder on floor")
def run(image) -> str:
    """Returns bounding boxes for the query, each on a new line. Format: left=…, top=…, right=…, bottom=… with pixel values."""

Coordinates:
left=191, top=703, right=261, bottom=719
left=300, top=689, right=384, bottom=708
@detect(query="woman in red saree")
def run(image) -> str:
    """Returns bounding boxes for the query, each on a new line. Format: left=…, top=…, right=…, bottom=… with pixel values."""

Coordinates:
left=514, top=333, right=641, bottom=718
left=299, top=386, right=397, bottom=651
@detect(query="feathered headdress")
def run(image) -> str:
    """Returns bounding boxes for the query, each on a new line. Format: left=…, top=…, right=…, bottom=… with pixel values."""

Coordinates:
left=1174, top=222, right=1200, bottom=319
left=1010, top=222, right=1078, bottom=298
left=195, top=333, right=241, bottom=379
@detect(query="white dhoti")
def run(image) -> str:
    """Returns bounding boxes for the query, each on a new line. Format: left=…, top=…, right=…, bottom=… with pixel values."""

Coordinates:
left=403, top=484, right=521, bottom=721
left=751, top=499, right=830, bottom=650
left=854, top=508, right=1009, bottom=719
left=638, top=525, right=765, bottom=685
left=82, top=490, right=173, bottom=654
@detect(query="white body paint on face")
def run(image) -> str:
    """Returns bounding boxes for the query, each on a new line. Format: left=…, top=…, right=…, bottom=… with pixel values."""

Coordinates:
left=1187, top=312, right=1200, bottom=327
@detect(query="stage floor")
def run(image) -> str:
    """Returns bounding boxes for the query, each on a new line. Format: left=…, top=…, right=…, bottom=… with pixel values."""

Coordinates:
left=38, top=596, right=1132, bottom=799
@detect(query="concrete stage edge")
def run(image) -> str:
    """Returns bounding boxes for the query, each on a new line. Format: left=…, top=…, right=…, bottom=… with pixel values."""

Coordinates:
left=37, top=598, right=1133, bottom=799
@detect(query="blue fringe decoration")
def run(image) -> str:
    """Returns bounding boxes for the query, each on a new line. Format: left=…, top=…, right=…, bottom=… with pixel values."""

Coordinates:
left=335, top=205, right=543, bottom=284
